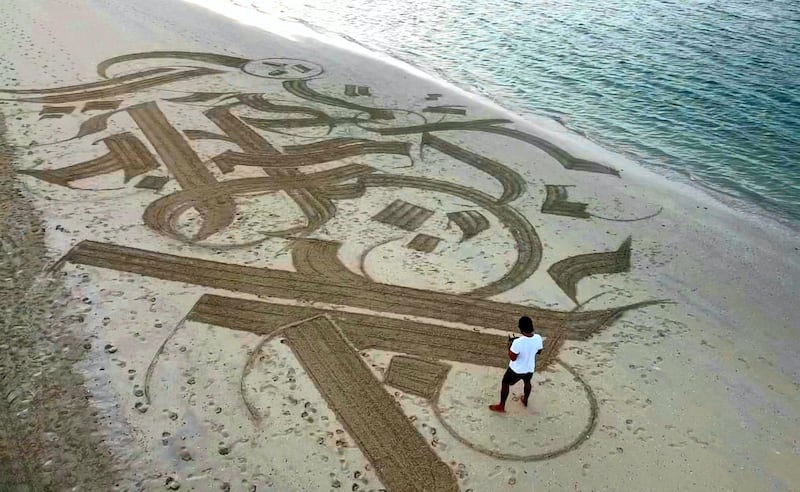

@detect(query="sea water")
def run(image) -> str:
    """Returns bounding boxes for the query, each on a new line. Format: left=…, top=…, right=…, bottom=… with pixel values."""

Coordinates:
left=246, top=0, right=800, bottom=226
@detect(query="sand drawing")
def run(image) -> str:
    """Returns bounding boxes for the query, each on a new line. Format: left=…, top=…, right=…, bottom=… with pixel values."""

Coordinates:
left=385, top=356, right=451, bottom=400
left=82, top=100, right=123, bottom=112
left=186, top=294, right=596, bottom=463
left=63, top=239, right=658, bottom=342
left=447, top=210, right=490, bottom=241
left=364, top=121, right=620, bottom=176
left=548, top=237, right=633, bottom=303
left=541, top=184, right=664, bottom=222
left=290, top=239, right=370, bottom=284
left=541, top=184, right=591, bottom=218
left=39, top=105, right=74, bottom=118
left=214, top=138, right=410, bottom=172
left=423, top=106, right=467, bottom=116
left=373, top=199, right=435, bottom=231
left=283, top=79, right=394, bottom=120
left=422, top=133, right=526, bottom=205
left=284, top=317, right=459, bottom=492
left=242, top=59, right=323, bottom=80
left=1, top=50, right=670, bottom=487
left=359, top=173, right=541, bottom=298
left=134, top=175, right=169, bottom=191
left=4, top=68, right=225, bottom=104
left=19, top=133, right=158, bottom=187
left=344, top=84, right=371, bottom=96
left=406, top=233, right=442, bottom=253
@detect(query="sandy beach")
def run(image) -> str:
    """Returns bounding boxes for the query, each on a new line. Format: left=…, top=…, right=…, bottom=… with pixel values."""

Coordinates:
left=1, top=0, right=799, bottom=490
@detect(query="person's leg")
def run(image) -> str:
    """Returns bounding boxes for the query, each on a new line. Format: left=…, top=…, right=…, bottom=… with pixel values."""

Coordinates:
left=490, top=369, right=518, bottom=412
left=521, top=373, right=533, bottom=406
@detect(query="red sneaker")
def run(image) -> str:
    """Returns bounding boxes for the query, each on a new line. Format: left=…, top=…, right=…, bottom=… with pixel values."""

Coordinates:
left=488, top=404, right=506, bottom=413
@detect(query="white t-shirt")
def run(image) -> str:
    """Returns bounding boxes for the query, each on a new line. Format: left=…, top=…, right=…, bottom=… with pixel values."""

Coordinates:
left=509, top=334, right=544, bottom=374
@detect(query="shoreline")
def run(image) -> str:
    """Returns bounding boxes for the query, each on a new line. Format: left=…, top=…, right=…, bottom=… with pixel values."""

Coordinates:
left=0, top=113, right=116, bottom=490
left=0, top=0, right=798, bottom=489
left=206, top=0, right=800, bottom=232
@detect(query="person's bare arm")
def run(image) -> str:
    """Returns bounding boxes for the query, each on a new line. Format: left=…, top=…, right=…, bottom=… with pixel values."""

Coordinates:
left=507, top=339, right=519, bottom=361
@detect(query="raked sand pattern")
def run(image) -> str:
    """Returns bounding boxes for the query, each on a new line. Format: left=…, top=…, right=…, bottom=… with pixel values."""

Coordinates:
left=1, top=49, right=659, bottom=490
left=1, top=1, right=799, bottom=489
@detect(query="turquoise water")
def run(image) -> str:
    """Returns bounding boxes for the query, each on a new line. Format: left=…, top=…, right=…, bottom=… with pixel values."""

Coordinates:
left=250, top=0, right=800, bottom=225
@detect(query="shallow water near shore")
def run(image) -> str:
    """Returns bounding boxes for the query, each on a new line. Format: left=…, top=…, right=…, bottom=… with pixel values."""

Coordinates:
left=242, top=0, right=800, bottom=226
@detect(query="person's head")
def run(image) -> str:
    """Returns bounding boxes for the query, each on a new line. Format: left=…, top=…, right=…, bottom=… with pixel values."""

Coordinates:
left=518, top=316, right=534, bottom=334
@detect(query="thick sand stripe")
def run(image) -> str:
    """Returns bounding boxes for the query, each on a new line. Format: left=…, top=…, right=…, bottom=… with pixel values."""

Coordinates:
left=65, top=240, right=657, bottom=340
left=283, top=316, right=458, bottom=492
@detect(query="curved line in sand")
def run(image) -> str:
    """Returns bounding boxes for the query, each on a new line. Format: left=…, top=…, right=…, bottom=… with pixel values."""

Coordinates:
left=15, top=176, right=144, bottom=204
left=240, top=333, right=277, bottom=421
left=431, top=359, right=598, bottom=462
left=590, top=206, right=663, bottom=222
left=144, top=315, right=188, bottom=405
left=239, top=315, right=326, bottom=423
left=358, top=236, right=404, bottom=282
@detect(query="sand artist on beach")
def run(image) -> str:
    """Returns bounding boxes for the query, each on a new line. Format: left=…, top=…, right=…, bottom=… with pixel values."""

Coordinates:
left=489, top=316, right=544, bottom=413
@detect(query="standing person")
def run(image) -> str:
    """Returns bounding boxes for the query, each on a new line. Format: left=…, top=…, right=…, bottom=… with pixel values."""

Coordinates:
left=489, top=316, right=543, bottom=413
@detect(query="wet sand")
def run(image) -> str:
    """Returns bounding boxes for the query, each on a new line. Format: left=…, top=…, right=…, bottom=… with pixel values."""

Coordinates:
left=0, top=0, right=799, bottom=490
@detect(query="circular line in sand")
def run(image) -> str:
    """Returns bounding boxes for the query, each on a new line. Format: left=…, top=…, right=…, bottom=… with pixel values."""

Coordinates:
left=431, top=360, right=598, bottom=461
left=242, top=58, right=323, bottom=80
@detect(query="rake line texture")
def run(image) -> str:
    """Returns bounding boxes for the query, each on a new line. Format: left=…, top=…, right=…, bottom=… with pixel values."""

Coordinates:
left=422, top=106, right=466, bottom=116
left=548, top=237, right=633, bottom=304
left=373, top=199, right=434, bottom=232
left=283, top=79, right=394, bottom=120
left=360, top=174, right=541, bottom=298
left=384, top=356, right=451, bottom=400
left=422, top=133, right=526, bottom=204
left=18, top=132, right=158, bottom=187
left=406, top=233, right=441, bottom=253
left=365, top=120, right=619, bottom=177
left=290, top=239, right=369, bottom=285
left=541, top=185, right=590, bottom=219
left=64, top=240, right=659, bottom=341
left=283, top=316, right=459, bottom=492
left=96, top=51, right=250, bottom=78
left=6, top=68, right=223, bottom=104
left=213, top=138, right=410, bottom=173
left=204, top=104, right=338, bottom=236
left=127, top=102, right=236, bottom=241
left=447, top=210, right=490, bottom=242
left=82, top=100, right=123, bottom=112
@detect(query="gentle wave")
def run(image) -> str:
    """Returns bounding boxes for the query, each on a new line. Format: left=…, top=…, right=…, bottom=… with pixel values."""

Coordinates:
left=240, top=0, right=800, bottom=227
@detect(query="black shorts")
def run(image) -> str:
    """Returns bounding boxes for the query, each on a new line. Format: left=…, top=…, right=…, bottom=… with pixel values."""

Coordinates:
left=502, top=367, right=533, bottom=386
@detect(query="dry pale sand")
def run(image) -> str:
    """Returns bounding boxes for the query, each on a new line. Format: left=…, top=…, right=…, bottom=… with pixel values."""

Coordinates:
left=0, top=0, right=798, bottom=490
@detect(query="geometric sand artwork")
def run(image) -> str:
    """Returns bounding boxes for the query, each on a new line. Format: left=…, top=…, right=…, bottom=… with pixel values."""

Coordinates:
left=541, top=184, right=590, bottom=218
left=134, top=175, right=170, bottom=191
left=406, top=233, right=441, bottom=253
left=2, top=50, right=667, bottom=490
left=283, top=317, right=458, bottom=491
left=423, top=106, right=467, bottom=116
left=384, top=356, right=451, bottom=400
left=82, top=100, right=124, bottom=112
left=344, top=84, right=370, bottom=96
left=373, top=199, right=435, bottom=232
left=39, top=105, right=75, bottom=117
left=447, top=210, right=490, bottom=241
left=548, top=237, right=633, bottom=304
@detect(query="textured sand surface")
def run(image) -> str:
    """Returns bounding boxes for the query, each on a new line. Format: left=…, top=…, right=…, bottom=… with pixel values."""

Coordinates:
left=0, top=0, right=799, bottom=490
